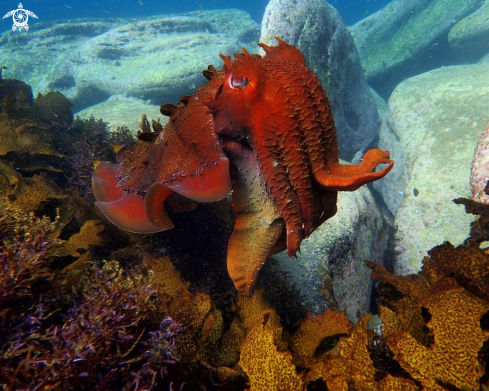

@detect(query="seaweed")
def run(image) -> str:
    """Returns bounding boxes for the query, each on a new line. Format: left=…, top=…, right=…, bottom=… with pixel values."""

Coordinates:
left=61, top=115, right=135, bottom=201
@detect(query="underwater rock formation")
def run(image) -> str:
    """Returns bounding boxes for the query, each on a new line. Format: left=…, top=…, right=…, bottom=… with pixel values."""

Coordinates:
left=371, top=91, right=409, bottom=217
left=379, top=63, right=489, bottom=275
left=270, top=185, right=389, bottom=323
left=261, top=0, right=380, bottom=162
left=0, top=10, right=259, bottom=111
left=471, top=120, right=489, bottom=205
left=350, top=0, right=484, bottom=99
left=76, top=95, right=167, bottom=134
left=449, top=1, right=489, bottom=62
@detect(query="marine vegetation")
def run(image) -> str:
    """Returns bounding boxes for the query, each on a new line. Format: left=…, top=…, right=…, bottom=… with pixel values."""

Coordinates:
left=0, top=56, right=488, bottom=389
left=92, top=38, right=394, bottom=296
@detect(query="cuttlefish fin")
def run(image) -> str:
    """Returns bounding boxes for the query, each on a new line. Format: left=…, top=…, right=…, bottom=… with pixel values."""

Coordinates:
left=95, top=192, right=165, bottom=233
left=144, top=183, right=175, bottom=230
left=92, top=161, right=125, bottom=202
left=92, top=162, right=174, bottom=233
left=166, top=157, right=231, bottom=202
left=313, top=149, right=394, bottom=191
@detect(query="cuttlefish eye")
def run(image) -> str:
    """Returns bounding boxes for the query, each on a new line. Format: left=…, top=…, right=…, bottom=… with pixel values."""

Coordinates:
left=229, top=76, right=249, bottom=89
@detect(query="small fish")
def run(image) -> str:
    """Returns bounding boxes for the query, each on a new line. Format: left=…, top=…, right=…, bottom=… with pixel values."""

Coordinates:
left=64, top=4, right=72, bottom=8
left=413, top=188, right=419, bottom=197
left=101, top=9, right=110, bottom=14
left=398, top=190, right=405, bottom=196
left=138, top=0, right=143, bottom=5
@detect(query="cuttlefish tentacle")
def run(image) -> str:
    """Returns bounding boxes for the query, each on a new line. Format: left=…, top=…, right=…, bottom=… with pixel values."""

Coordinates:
left=252, top=144, right=304, bottom=256
left=280, top=72, right=326, bottom=238
left=223, top=140, right=284, bottom=296
left=312, top=149, right=394, bottom=191
left=301, top=76, right=394, bottom=192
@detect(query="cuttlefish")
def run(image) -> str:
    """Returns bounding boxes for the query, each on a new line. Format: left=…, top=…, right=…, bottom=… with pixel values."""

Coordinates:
left=92, top=38, right=394, bottom=296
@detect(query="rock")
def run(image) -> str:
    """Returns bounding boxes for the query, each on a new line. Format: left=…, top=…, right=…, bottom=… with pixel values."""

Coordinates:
left=449, top=1, right=489, bottom=61
left=0, top=19, right=123, bottom=107
left=270, top=185, right=389, bottom=323
left=371, top=90, right=408, bottom=217
left=470, top=121, right=489, bottom=205
left=260, top=0, right=380, bottom=161
left=75, top=95, right=167, bottom=133
left=350, top=0, right=484, bottom=99
left=386, top=63, right=489, bottom=275
left=0, top=10, right=259, bottom=111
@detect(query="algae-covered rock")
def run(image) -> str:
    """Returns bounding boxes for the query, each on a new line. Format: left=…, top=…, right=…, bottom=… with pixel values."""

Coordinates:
left=0, top=79, right=74, bottom=156
left=471, top=120, right=489, bottom=205
left=70, top=10, right=258, bottom=110
left=350, top=0, right=483, bottom=98
left=270, top=185, right=389, bottom=323
left=76, top=95, right=167, bottom=133
left=372, top=90, right=408, bottom=217
left=0, top=10, right=259, bottom=111
left=261, top=0, right=380, bottom=161
left=0, top=19, right=121, bottom=101
left=449, top=0, right=489, bottom=60
left=384, top=62, right=489, bottom=275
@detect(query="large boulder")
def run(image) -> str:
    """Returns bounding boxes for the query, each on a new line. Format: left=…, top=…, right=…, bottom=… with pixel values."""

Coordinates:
left=76, top=95, right=167, bottom=132
left=0, top=10, right=260, bottom=111
left=382, top=63, right=489, bottom=275
left=0, top=19, right=122, bottom=107
left=448, top=1, right=489, bottom=61
left=261, top=0, right=380, bottom=161
left=371, top=91, right=408, bottom=217
left=350, top=0, right=484, bottom=99
left=270, top=185, right=389, bottom=323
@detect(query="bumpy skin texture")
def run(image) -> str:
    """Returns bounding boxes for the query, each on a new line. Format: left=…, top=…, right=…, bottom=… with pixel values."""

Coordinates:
left=92, top=38, right=394, bottom=296
left=206, top=39, right=393, bottom=257
left=92, top=67, right=232, bottom=233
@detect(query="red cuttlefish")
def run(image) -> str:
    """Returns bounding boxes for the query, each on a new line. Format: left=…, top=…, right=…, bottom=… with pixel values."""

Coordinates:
left=92, top=38, right=394, bottom=296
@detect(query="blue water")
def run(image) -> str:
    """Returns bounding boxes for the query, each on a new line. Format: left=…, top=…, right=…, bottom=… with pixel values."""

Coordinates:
left=0, top=0, right=391, bottom=32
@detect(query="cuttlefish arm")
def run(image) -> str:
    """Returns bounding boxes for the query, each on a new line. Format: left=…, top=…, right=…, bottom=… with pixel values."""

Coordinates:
left=223, top=140, right=284, bottom=296
left=312, top=149, right=394, bottom=191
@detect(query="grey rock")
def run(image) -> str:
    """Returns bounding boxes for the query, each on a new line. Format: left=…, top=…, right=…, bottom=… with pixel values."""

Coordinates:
left=75, top=95, right=168, bottom=133
left=470, top=120, right=489, bottom=205
left=386, top=63, right=489, bottom=275
left=350, top=0, right=483, bottom=99
left=270, top=185, right=389, bottom=323
left=261, top=0, right=380, bottom=161
left=0, top=10, right=259, bottom=111
left=449, top=1, right=489, bottom=61
left=371, top=89, right=408, bottom=217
